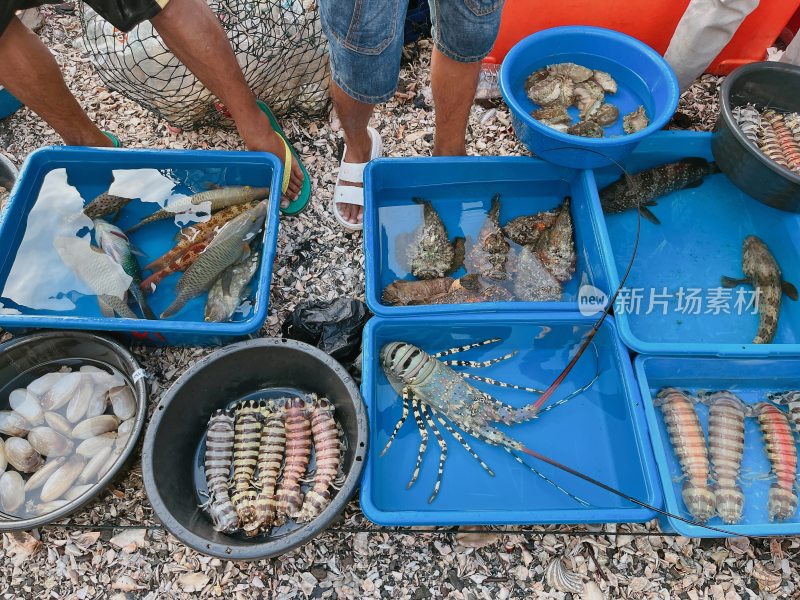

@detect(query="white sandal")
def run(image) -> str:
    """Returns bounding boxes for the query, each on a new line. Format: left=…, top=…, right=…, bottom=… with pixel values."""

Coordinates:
left=332, top=127, right=383, bottom=231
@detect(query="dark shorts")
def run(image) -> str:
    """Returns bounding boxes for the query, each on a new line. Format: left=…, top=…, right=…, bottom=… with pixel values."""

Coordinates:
left=0, top=0, right=168, bottom=37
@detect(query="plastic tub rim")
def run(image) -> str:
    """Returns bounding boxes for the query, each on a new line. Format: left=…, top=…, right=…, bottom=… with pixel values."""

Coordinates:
left=718, top=61, right=800, bottom=185
left=142, top=337, right=368, bottom=561
left=0, top=330, right=147, bottom=532
left=499, top=25, right=680, bottom=149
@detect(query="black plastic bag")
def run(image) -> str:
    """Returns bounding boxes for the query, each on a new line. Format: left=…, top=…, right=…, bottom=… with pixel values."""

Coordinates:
left=281, top=298, right=370, bottom=366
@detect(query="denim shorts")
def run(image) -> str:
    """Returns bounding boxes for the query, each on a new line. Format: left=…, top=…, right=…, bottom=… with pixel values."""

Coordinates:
left=320, top=0, right=504, bottom=104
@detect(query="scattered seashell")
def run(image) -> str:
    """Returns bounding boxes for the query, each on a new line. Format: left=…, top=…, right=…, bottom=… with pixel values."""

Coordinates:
left=582, top=581, right=604, bottom=600
left=40, top=454, right=85, bottom=502
left=9, top=389, right=44, bottom=425
left=109, top=386, right=136, bottom=420
left=63, top=484, right=93, bottom=502
left=76, top=433, right=116, bottom=457
left=5, top=437, right=43, bottom=472
left=544, top=557, right=584, bottom=594
left=0, top=471, right=24, bottom=512
left=0, top=438, right=6, bottom=473
left=71, top=415, right=120, bottom=439
left=44, top=412, right=73, bottom=437
left=26, top=371, right=64, bottom=398
left=24, top=457, right=66, bottom=492
left=0, top=411, right=31, bottom=437
left=592, top=70, right=617, bottom=93
left=623, top=105, right=649, bottom=134
left=41, top=372, right=81, bottom=411
left=66, top=376, right=95, bottom=423
left=27, top=426, right=73, bottom=457
left=79, top=446, right=112, bottom=484
left=548, top=62, right=593, bottom=82
left=589, top=103, right=620, bottom=126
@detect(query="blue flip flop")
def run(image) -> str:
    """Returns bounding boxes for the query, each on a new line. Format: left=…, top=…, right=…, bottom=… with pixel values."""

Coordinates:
left=256, top=100, right=311, bottom=216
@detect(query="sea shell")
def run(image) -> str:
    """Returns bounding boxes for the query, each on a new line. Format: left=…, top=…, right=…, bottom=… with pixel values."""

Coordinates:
left=592, top=70, right=617, bottom=93
left=40, top=454, right=85, bottom=502
left=79, top=446, right=112, bottom=484
left=66, top=376, right=95, bottom=423
left=26, top=371, right=65, bottom=398
left=0, top=411, right=31, bottom=437
left=44, top=412, right=74, bottom=437
left=30, top=499, right=70, bottom=515
left=116, top=419, right=134, bottom=444
left=28, top=426, right=73, bottom=457
left=24, top=457, right=67, bottom=492
left=109, top=386, right=136, bottom=420
left=0, top=471, right=24, bottom=512
left=9, top=389, right=44, bottom=425
left=573, top=81, right=605, bottom=119
left=589, top=103, right=620, bottom=126
left=41, top=372, right=82, bottom=411
left=75, top=433, right=116, bottom=457
left=548, top=62, right=593, bottom=82
left=623, top=106, right=649, bottom=134
left=0, top=438, right=7, bottom=473
left=97, top=448, right=122, bottom=480
left=544, top=558, right=584, bottom=594
left=63, top=484, right=93, bottom=502
left=72, top=415, right=120, bottom=439
left=5, top=437, right=44, bottom=473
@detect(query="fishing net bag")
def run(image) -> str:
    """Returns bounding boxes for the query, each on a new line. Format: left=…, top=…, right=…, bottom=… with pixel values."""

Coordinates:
left=77, top=0, right=331, bottom=130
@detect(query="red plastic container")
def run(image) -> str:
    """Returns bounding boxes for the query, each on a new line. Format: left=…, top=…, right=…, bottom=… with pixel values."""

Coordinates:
left=486, top=0, right=800, bottom=75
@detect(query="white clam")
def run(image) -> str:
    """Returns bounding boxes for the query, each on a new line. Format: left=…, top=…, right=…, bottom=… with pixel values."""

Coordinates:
left=24, top=457, right=67, bottom=492
left=63, top=484, right=93, bottom=502
left=109, top=386, right=136, bottom=420
left=0, top=438, right=7, bottom=473
left=0, top=411, right=31, bottom=437
left=0, top=471, right=24, bottom=512
left=5, top=437, right=44, bottom=472
left=72, top=415, right=120, bottom=439
left=9, top=389, right=44, bottom=425
left=79, top=446, right=112, bottom=484
left=40, top=454, right=85, bottom=503
left=26, top=371, right=65, bottom=398
left=28, top=426, right=73, bottom=457
left=65, top=375, right=95, bottom=423
left=44, top=412, right=74, bottom=437
left=41, top=372, right=81, bottom=411
left=76, top=433, right=116, bottom=457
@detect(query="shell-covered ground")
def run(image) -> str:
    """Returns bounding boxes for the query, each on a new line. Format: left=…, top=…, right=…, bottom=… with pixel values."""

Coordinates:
left=1, top=7, right=796, bottom=600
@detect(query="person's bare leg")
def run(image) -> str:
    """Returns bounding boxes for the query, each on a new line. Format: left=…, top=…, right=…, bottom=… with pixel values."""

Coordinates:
left=151, top=0, right=303, bottom=203
left=430, top=48, right=481, bottom=156
left=331, top=81, right=374, bottom=225
left=0, top=17, right=111, bottom=146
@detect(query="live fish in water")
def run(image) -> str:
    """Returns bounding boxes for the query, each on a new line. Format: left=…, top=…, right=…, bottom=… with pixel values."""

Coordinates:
left=654, top=388, right=715, bottom=522
left=534, top=197, right=576, bottom=283
left=275, top=397, right=311, bottom=522
left=230, top=401, right=262, bottom=528
left=380, top=338, right=597, bottom=503
left=408, top=198, right=465, bottom=280
left=502, top=209, right=558, bottom=247
left=513, top=246, right=562, bottom=301
left=126, top=185, right=270, bottom=233
left=466, top=194, right=511, bottom=281
left=297, top=396, right=341, bottom=523
left=161, top=201, right=267, bottom=319
left=204, top=249, right=261, bottom=322
left=140, top=241, right=208, bottom=293
left=599, top=158, right=720, bottom=225
left=698, top=391, right=746, bottom=524
left=754, top=402, right=798, bottom=521
left=623, top=106, right=649, bottom=134
left=382, top=277, right=455, bottom=306
left=82, top=193, right=132, bottom=220
left=94, top=219, right=155, bottom=319
left=721, top=235, right=798, bottom=344
left=253, top=401, right=285, bottom=532
left=203, top=409, right=239, bottom=533
left=431, top=274, right=514, bottom=305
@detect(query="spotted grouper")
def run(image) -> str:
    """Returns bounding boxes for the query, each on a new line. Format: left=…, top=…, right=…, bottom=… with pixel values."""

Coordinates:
left=599, top=158, right=720, bottom=225
left=407, top=198, right=464, bottom=280
left=466, top=194, right=511, bottom=281
left=722, top=235, right=798, bottom=344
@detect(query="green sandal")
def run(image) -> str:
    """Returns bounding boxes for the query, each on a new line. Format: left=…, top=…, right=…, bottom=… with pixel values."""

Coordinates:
left=102, top=131, right=122, bottom=148
left=257, top=100, right=311, bottom=216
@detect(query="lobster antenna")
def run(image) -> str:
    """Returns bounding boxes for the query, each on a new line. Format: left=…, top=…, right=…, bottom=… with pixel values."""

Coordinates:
left=533, top=148, right=642, bottom=412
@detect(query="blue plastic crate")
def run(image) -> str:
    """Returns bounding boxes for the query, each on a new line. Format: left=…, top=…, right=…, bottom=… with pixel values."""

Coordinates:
left=635, top=354, right=800, bottom=537
left=0, top=147, right=282, bottom=346
left=0, top=87, right=22, bottom=120
left=360, top=312, right=661, bottom=526
left=363, top=156, right=612, bottom=317
left=593, top=131, right=800, bottom=356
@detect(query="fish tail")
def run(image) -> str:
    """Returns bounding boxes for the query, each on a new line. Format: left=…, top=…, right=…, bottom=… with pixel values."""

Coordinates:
left=160, top=291, right=189, bottom=319
left=140, top=270, right=167, bottom=293
left=126, top=212, right=163, bottom=233
left=131, top=285, right=157, bottom=320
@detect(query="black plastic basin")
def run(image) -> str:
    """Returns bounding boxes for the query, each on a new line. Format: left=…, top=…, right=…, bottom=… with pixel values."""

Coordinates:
left=142, top=337, right=368, bottom=560
left=713, top=61, right=800, bottom=211
left=0, top=331, right=147, bottom=531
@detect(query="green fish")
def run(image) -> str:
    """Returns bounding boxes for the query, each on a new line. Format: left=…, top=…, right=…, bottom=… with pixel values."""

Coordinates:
left=161, top=201, right=268, bottom=319
left=94, top=219, right=156, bottom=319
left=126, top=185, right=270, bottom=233
left=204, top=249, right=261, bottom=322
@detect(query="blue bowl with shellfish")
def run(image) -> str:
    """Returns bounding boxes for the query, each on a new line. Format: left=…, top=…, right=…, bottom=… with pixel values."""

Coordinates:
left=500, top=26, right=679, bottom=169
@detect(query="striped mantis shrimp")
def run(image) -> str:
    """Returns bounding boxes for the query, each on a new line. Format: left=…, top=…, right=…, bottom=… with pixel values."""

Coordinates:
left=380, top=338, right=600, bottom=504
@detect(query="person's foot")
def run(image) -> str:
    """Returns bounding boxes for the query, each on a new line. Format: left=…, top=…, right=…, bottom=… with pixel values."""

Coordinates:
left=239, top=112, right=304, bottom=208
left=336, top=129, right=373, bottom=226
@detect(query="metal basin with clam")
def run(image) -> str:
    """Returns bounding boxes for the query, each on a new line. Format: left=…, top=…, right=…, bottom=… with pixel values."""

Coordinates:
left=0, top=331, right=146, bottom=530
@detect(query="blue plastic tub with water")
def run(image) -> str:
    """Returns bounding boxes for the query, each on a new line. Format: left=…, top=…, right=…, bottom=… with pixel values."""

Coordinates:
left=635, top=354, right=800, bottom=537
left=0, top=146, right=282, bottom=346
left=363, top=156, right=612, bottom=316
left=594, top=131, right=800, bottom=356
left=499, top=26, right=679, bottom=169
left=360, top=312, right=662, bottom=526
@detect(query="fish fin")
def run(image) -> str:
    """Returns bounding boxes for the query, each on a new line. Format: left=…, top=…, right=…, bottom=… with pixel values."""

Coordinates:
left=684, top=179, right=704, bottom=189
left=97, top=297, right=114, bottom=318
left=707, top=162, right=722, bottom=175
left=721, top=276, right=750, bottom=288
left=449, top=237, right=466, bottom=274
left=783, top=281, right=799, bottom=301
left=638, top=206, right=661, bottom=225
left=205, top=182, right=222, bottom=189
left=129, top=244, right=147, bottom=258
left=682, top=157, right=710, bottom=168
